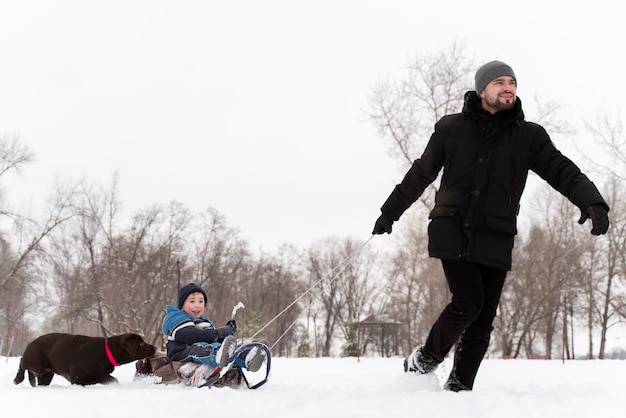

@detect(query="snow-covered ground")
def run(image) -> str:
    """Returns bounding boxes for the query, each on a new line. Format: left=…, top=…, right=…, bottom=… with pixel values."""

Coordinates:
left=2, top=355, right=623, bottom=418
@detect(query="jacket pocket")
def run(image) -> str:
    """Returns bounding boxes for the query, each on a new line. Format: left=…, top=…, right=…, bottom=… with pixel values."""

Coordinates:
left=428, top=206, right=459, bottom=220
left=428, top=206, right=464, bottom=256
left=483, top=214, right=517, bottom=235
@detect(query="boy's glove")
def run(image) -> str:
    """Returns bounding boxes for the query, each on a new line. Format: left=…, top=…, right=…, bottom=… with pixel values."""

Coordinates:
left=225, top=319, right=238, bottom=332
left=218, top=320, right=237, bottom=338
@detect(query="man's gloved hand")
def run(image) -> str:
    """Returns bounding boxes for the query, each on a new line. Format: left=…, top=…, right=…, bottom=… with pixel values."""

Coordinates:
left=372, top=214, right=393, bottom=235
left=373, top=186, right=412, bottom=235
left=578, top=204, right=609, bottom=235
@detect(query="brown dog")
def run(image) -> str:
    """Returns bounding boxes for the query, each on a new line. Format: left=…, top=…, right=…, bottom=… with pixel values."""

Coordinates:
left=14, top=332, right=156, bottom=386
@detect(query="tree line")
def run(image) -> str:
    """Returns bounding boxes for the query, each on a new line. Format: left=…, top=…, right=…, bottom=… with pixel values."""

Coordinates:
left=2, top=43, right=624, bottom=360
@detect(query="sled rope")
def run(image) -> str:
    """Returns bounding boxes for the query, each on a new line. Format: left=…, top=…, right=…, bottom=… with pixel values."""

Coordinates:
left=269, top=316, right=300, bottom=350
left=250, top=235, right=374, bottom=341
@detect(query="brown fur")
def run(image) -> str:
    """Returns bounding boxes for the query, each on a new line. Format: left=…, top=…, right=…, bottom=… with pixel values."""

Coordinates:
left=14, top=332, right=156, bottom=386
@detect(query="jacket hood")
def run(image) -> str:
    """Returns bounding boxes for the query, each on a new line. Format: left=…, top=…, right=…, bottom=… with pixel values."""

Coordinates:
left=161, top=304, right=207, bottom=335
left=463, top=91, right=525, bottom=124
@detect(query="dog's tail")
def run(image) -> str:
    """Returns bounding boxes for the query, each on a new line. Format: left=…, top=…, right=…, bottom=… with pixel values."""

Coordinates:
left=13, top=358, right=25, bottom=385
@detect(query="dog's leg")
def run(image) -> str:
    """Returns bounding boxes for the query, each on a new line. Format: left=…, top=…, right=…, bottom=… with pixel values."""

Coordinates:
left=13, top=366, right=25, bottom=385
left=37, top=371, right=54, bottom=386
left=28, top=370, right=37, bottom=387
left=103, top=375, right=119, bottom=385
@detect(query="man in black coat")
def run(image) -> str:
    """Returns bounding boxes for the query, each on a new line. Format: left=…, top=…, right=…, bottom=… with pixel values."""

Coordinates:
left=372, top=60, right=609, bottom=391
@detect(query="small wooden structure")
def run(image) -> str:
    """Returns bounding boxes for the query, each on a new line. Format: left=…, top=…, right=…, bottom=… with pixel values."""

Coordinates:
left=357, top=314, right=402, bottom=359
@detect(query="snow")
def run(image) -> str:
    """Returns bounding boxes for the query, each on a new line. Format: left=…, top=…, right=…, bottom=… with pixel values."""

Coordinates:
left=2, top=355, right=623, bottom=417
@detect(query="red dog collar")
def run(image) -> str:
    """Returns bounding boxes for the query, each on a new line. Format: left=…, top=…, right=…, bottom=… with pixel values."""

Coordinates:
left=105, top=339, right=120, bottom=367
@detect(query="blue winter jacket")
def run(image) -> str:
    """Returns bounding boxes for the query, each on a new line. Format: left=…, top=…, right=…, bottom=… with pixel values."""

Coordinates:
left=162, top=305, right=222, bottom=361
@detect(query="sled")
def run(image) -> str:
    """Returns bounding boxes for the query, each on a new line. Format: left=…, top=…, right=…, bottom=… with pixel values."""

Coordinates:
left=200, top=342, right=271, bottom=389
left=135, top=342, right=271, bottom=389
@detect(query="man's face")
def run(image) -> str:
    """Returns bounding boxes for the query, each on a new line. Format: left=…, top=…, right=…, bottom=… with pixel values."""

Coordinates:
left=479, top=76, right=517, bottom=114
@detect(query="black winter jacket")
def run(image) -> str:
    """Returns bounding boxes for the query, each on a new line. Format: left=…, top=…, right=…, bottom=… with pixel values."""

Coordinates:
left=380, top=91, right=608, bottom=271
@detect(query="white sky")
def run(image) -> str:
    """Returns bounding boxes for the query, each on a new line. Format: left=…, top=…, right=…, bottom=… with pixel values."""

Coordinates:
left=1, top=0, right=624, bottom=252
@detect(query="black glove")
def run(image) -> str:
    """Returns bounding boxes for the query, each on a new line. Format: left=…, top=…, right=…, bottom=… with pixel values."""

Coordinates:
left=372, top=214, right=393, bottom=234
left=218, top=321, right=237, bottom=338
left=578, top=204, right=609, bottom=235
left=225, top=319, right=238, bottom=332
left=373, top=186, right=412, bottom=235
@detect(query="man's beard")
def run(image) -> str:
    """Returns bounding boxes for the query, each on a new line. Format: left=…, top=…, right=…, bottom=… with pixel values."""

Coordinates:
left=485, top=93, right=516, bottom=112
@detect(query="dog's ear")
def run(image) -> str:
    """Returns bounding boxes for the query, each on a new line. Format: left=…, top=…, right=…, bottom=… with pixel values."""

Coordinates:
left=121, top=334, right=141, bottom=356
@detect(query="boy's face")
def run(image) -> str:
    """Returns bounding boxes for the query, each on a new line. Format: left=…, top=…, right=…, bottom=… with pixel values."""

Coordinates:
left=182, top=291, right=205, bottom=318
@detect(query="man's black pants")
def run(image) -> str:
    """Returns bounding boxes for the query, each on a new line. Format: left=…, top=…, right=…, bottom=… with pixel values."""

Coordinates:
left=423, top=258, right=506, bottom=389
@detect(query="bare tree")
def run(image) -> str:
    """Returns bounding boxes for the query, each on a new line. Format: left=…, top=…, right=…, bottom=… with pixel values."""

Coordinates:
left=239, top=245, right=304, bottom=356
left=108, top=200, right=191, bottom=345
left=367, top=41, right=473, bottom=171
left=306, top=237, right=346, bottom=356
left=43, top=177, right=190, bottom=345
left=526, top=96, right=577, bottom=137
left=578, top=114, right=626, bottom=358
left=585, top=113, right=625, bottom=180
left=0, top=135, right=34, bottom=183
left=331, top=237, right=380, bottom=357
left=0, top=136, right=77, bottom=352
left=304, top=237, right=379, bottom=356
left=497, top=186, right=585, bottom=359
left=378, top=210, right=446, bottom=355
left=189, top=207, right=251, bottom=324
left=365, top=42, right=474, bottom=356
left=577, top=177, right=626, bottom=359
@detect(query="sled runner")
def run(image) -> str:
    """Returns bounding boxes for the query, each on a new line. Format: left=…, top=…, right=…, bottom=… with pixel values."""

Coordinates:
left=135, top=341, right=271, bottom=389
left=200, top=342, right=271, bottom=389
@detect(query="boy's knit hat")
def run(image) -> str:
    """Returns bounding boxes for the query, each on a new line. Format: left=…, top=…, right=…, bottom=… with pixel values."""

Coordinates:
left=178, top=282, right=208, bottom=308
left=474, top=60, right=516, bottom=95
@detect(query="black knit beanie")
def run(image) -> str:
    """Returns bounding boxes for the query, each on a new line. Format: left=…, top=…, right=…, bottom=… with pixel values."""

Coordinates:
left=178, top=282, right=208, bottom=308
left=474, top=60, right=516, bottom=95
